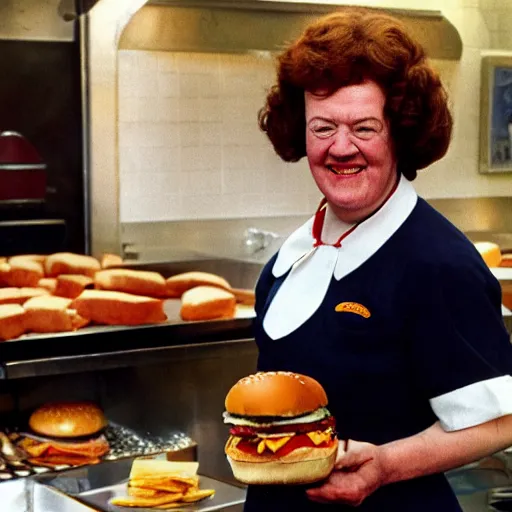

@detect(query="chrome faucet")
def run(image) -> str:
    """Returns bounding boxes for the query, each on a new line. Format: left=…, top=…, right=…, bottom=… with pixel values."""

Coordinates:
left=243, top=227, right=280, bottom=254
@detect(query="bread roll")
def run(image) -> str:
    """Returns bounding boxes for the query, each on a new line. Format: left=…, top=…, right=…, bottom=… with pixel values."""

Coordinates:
left=4, top=259, right=44, bottom=287
left=227, top=445, right=337, bottom=485
left=24, top=295, right=89, bottom=333
left=45, top=252, right=101, bottom=278
left=38, top=278, right=58, bottom=294
left=474, top=242, right=502, bottom=268
left=500, top=254, right=512, bottom=268
left=166, top=271, right=231, bottom=298
left=8, top=254, right=46, bottom=265
left=0, top=304, right=26, bottom=340
left=0, top=262, right=10, bottom=286
left=71, top=289, right=167, bottom=326
left=180, top=286, right=236, bottom=321
left=231, top=288, right=256, bottom=306
left=95, top=269, right=166, bottom=297
left=0, top=287, right=49, bottom=305
left=100, top=253, right=124, bottom=269
left=55, top=274, right=94, bottom=299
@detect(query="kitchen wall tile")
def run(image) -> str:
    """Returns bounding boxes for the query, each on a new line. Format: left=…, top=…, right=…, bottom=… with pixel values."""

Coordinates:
left=183, top=194, right=224, bottom=219
left=118, top=97, right=140, bottom=122
left=181, top=146, right=205, bottom=171
left=136, top=147, right=181, bottom=174
left=200, top=123, right=222, bottom=146
left=132, top=72, right=158, bottom=99
left=219, top=194, right=244, bottom=216
left=134, top=195, right=184, bottom=222
left=243, top=170, right=267, bottom=194
left=222, top=168, right=245, bottom=195
left=200, top=74, right=221, bottom=98
left=180, top=73, right=203, bottom=98
left=182, top=171, right=222, bottom=196
left=265, top=166, right=285, bottom=194
left=158, top=72, right=180, bottom=98
left=180, top=122, right=201, bottom=148
left=179, top=98, right=201, bottom=122
left=200, top=98, right=222, bottom=122
left=180, top=145, right=222, bottom=172
left=175, top=53, right=212, bottom=74
left=156, top=97, right=179, bottom=123
left=200, top=146, right=222, bottom=171
left=119, top=147, right=142, bottom=174
left=157, top=52, right=177, bottom=73
left=223, top=145, right=254, bottom=170
left=137, top=52, right=158, bottom=72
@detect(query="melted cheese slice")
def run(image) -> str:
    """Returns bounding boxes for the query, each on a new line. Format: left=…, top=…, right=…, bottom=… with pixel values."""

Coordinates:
left=306, top=430, right=332, bottom=446
left=257, top=436, right=293, bottom=453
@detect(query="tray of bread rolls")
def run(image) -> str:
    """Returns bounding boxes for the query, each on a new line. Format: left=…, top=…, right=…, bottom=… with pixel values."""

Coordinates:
left=0, top=253, right=258, bottom=363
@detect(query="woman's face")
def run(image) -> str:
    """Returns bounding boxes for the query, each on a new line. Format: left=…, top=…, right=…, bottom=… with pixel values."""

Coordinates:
left=305, top=80, right=398, bottom=223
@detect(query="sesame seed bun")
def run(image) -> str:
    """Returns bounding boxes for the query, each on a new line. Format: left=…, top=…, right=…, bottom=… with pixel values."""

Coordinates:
left=225, top=371, right=328, bottom=417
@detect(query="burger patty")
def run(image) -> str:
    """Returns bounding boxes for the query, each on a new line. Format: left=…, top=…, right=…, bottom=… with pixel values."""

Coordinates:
left=229, top=416, right=336, bottom=437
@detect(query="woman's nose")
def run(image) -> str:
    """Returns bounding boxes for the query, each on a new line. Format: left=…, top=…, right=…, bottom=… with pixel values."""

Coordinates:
left=329, top=129, right=358, bottom=158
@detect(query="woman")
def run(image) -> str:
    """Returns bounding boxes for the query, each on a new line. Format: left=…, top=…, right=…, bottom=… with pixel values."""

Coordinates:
left=248, top=7, right=512, bottom=512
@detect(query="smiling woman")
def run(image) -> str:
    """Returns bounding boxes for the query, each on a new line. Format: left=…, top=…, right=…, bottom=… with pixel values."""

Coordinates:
left=246, top=6, right=512, bottom=512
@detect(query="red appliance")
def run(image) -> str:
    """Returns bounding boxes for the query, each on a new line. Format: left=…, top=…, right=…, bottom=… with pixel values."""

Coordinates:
left=0, top=131, right=47, bottom=203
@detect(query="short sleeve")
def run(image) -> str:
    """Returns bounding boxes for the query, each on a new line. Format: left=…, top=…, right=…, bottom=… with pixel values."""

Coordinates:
left=408, top=257, right=512, bottom=431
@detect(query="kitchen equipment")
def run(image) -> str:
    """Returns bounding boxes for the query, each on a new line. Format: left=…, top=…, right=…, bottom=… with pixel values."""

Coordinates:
left=0, top=131, right=47, bottom=204
left=38, top=457, right=246, bottom=512
left=1, top=477, right=97, bottom=512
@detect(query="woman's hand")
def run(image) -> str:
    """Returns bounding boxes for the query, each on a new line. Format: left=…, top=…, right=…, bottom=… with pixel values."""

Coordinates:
left=306, top=440, right=386, bottom=506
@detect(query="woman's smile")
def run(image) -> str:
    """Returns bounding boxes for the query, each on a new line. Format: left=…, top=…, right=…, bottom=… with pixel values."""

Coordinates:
left=327, top=165, right=365, bottom=176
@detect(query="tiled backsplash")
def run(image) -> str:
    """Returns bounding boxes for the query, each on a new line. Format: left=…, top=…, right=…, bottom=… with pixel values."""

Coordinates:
left=118, top=51, right=321, bottom=223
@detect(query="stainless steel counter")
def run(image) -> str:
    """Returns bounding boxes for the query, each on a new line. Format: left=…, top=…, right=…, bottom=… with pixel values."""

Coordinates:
left=2, top=477, right=98, bottom=512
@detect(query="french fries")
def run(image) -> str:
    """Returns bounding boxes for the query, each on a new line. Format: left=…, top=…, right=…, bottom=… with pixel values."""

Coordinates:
left=110, top=459, right=215, bottom=509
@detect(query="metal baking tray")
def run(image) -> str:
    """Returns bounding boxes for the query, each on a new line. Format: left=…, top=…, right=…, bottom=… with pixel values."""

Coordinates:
left=1, top=477, right=98, bottom=512
left=37, top=457, right=246, bottom=512
left=0, top=422, right=195, bottom=481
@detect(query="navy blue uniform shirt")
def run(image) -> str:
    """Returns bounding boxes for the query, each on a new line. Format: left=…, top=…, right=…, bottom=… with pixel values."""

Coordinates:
left=244, top=192, right=512, bottom=512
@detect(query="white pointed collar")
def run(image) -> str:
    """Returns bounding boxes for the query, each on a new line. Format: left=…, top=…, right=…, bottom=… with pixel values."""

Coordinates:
left=272, top=175, right=418, bottom=281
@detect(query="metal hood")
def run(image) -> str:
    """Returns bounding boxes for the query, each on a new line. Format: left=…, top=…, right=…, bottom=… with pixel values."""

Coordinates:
left=120, top=0, right=462, bottom=60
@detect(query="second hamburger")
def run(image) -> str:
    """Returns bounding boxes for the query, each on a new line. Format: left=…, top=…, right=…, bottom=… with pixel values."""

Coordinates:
left=19, top=401, right=110, bottom=467
left=223, top=371, right=338, bottom=485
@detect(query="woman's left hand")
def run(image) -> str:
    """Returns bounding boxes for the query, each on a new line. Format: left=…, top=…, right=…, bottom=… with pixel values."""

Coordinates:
left=306, top=440, right=385, bottom=506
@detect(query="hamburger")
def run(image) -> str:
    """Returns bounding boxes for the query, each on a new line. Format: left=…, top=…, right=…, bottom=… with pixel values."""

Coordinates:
left=18, top=401, right=110, bottom=467
left=223, top=371, right=338, bottom=485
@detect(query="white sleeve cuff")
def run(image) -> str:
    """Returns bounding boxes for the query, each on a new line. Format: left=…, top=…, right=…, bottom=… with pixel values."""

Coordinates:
left=429, top=375, right=512, bottom=431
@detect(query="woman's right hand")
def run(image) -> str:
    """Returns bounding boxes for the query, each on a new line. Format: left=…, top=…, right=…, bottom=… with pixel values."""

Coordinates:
left=306, top=440, right=385, bottom=506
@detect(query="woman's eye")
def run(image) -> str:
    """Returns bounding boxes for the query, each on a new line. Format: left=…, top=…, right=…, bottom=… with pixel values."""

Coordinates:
left=354, top=126, right=376, bottom=138
left=311, top=125, right=335, bottom=137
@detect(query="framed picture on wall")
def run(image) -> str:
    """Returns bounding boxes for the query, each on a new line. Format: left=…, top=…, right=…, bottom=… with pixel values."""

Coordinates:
left=480, top=54, right=512, bottom=173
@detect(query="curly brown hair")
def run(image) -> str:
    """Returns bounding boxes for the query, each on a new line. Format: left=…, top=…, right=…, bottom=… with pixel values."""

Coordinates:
left=258, top=8, right=453, bottom=180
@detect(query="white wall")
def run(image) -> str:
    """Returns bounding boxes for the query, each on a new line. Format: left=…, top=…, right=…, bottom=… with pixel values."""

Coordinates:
left=118, top=0, right=512, bottom=224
